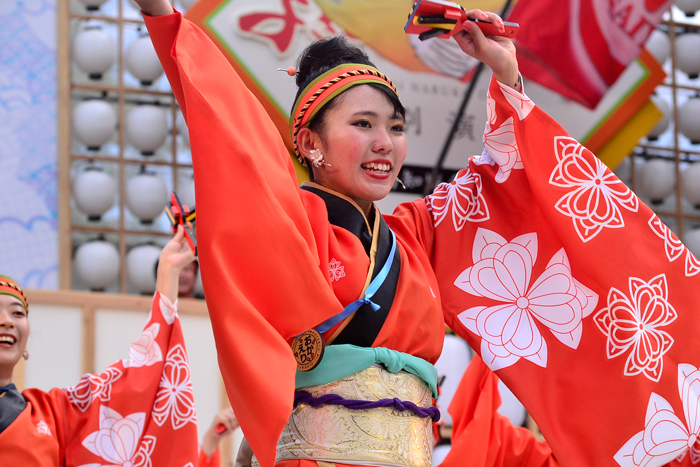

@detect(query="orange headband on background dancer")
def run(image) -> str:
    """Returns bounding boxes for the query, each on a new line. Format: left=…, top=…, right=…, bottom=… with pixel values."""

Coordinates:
left=290, top=63, right=398, bottom=166
left=0, top=275, right=28, bottom=314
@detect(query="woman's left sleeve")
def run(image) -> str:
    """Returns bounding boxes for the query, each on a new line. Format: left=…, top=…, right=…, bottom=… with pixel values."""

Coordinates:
left=52, top=292, right=200, bottom=466
left=427, top=76, right=700, bottom=467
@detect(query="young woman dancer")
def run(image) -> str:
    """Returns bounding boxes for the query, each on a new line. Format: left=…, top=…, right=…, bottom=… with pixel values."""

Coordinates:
left=135, top=1, right=700, bottom=466
left=0, top=226, right=199, bottom=465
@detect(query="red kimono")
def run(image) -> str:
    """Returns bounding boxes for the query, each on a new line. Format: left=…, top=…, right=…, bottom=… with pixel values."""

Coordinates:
left=146, top=9, right=700, bottom=467
left=0, top=292, right=199, bottom=466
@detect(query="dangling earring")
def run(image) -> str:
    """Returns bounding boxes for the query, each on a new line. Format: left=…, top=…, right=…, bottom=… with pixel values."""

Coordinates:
left=22, top=350, right=29, bottom=361
left=309, top=149, right=331, bottom=168
left=396, top=177, right=406, bottom=190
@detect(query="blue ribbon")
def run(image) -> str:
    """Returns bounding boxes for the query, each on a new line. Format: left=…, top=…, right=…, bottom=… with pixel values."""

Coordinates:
left=314, top=230, right=397, bottom=334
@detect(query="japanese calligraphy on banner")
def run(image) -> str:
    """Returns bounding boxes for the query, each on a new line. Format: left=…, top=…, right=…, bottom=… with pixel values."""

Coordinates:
left=185, top=0, right=663, bottom=175
left=509, top=0, right=674, bottom=109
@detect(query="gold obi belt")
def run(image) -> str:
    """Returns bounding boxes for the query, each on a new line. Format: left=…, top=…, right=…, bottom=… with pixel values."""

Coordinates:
left=275, top=364, right=434, bottom=467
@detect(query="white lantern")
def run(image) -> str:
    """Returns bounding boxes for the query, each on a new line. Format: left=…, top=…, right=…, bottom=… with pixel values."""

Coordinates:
left=648, top=95, right=671, bottom=140
left=178, top=176, right=195, bottom=208
left=72, top=166, right=117, bottom=221
left=125, top=105, right=168, bottom=155
left=682, top=163, right=700, bottom=207
left=178, top=0, right=198, bottom=11
left=73, top=99, right=117, bottom=150
left=676, top=33, right=700, bottom=79
left=126, top=244, right=161, bottom=294
left=74, top=240, right=119, bottom=291
left=684, top=228, right=700, bottom=258
left=77, top=0, right=109, bottom=11
left=679, top=97, right=700, bottom=144
left=637, top=158, right=676, bottom=204
left=675, top=0, right=700, bottom=16
left=125, top=169, right=169, bottom=223
left=125, top=34, right=164, bottom=86
left=176, top=111, right=189, bottom=146
left=434, top=334, right=471, bottom=426
left=614, top=156, right=632, bottom=185
left=645, top=30, right=671, bottom=66
left=73, top=26, right=115, bottom=80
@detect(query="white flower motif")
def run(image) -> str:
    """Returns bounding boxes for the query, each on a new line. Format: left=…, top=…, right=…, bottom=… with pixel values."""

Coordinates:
left=328, top=258, right=346, bottom=283
left=549, top=136, right=638, bottom=242
left=63, top=366, right=123, bottom=413
left=36, top=420, right=51, bottom=436
left=158, top=293, right=178, bottom=325
left=472, top=87, right=523, bottom=183
left=614, top=364, right=700, bottom=467
left=649, top=214, right=700, bottom=278
left=79, top=406, right=156, bottom=467
left=455, top=228, right=598, bottom=370
left=649, top=215, right=685, bottom=262
left=687, top=253, right=700, bottom=278
left=426, top=168, right=489, bottom=231
left=123, top=323, right=162, bottom=368
left=594, top=274, right=676, bottom=382
left=152, top=344, right=196, bottom=430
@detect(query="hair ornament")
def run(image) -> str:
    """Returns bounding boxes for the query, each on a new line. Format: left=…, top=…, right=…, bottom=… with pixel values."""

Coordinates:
left=277, top=67, right=297, bottom=77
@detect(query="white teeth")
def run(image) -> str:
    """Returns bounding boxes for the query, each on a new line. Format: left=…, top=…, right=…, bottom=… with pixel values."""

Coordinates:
left=0, top=336, right=16, bottom=344
left=362, top=163, right=391, bottom=173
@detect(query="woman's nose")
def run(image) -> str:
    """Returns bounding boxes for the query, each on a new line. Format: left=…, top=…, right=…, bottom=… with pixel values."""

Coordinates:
left=0, top=310, right=13, bottom=327
left=372, top=129, right=394, bottom=153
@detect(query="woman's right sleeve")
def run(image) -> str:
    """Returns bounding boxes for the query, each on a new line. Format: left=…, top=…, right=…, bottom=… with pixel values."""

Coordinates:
left=144, top=12, right=344, bottom=467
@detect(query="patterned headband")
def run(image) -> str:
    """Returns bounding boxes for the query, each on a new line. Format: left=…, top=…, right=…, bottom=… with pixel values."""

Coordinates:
left=0, top=275, right=28, bottom=314
left=290, top=63, right=398, bottom=165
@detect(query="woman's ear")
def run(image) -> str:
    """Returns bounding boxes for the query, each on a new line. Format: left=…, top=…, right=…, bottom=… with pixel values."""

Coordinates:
left=297, top=127, right=318, bottom=163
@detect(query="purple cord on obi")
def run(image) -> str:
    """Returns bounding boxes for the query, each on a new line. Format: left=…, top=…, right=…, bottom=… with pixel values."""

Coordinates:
left=294, top=390, right=441, bottom=422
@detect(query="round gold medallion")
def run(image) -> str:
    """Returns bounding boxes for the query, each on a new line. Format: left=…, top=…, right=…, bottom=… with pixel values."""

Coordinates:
left=292, top=329, right=325, bottom=372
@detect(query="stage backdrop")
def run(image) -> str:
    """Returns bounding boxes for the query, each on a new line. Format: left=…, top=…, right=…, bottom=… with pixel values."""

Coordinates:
left=0, top=0, right=58, bottom=289
left=184, top=0, right=663, bottom=209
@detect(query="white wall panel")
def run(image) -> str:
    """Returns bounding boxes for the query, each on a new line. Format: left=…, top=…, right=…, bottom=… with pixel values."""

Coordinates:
left=94, top=308, right=149, bottom=372
left=180, top=314, right=221, bottom=443
left=24, top=305, right=83, bottom=391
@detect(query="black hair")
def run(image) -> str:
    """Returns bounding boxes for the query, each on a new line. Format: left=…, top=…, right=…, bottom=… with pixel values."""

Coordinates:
left=292, top=36, right=406, bottom=144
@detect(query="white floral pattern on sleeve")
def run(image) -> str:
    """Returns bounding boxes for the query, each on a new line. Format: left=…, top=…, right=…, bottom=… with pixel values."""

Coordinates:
left=455, top=228, right=598, bottom=370
left=426, top=168, right=489, bottom=231
left=594, top=274, right=676, bottom=382
left=549, top=136, right=638, bottom=243
left=79, top=406, right=156, bottom=467
left=472, top=88, right=523, bottom=184
left=649, top=214, right=700, bottom=278
left=614, top=364, right=700, bottom=466
left=64, top=366, right=124, bottom=412
left=123, top=323, right=163, bottom=368
left=152, top=344, right=196, bottom=430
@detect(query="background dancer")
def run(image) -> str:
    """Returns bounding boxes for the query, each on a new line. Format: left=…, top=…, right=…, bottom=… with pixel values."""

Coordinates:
left=0, top=225, right=199, bottom=466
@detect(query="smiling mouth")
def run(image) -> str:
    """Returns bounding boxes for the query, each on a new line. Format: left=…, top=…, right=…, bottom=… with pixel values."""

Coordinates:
left=0, top=335, right=17, bottom=346
left=361, top=162, right=391, bottom=174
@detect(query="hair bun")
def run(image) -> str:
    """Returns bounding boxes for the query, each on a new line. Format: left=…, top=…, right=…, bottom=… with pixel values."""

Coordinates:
left=294, top=36, right=374, bottom=90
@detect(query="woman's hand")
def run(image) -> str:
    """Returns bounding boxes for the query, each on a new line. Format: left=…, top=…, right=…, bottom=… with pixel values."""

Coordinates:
left=156, top=224, right=196, bottom=302
left=452, top=10, right=520, bottom=91
left=132, top=0, right=174, bottom=16
left=200, top=408, right=239, bottom=457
